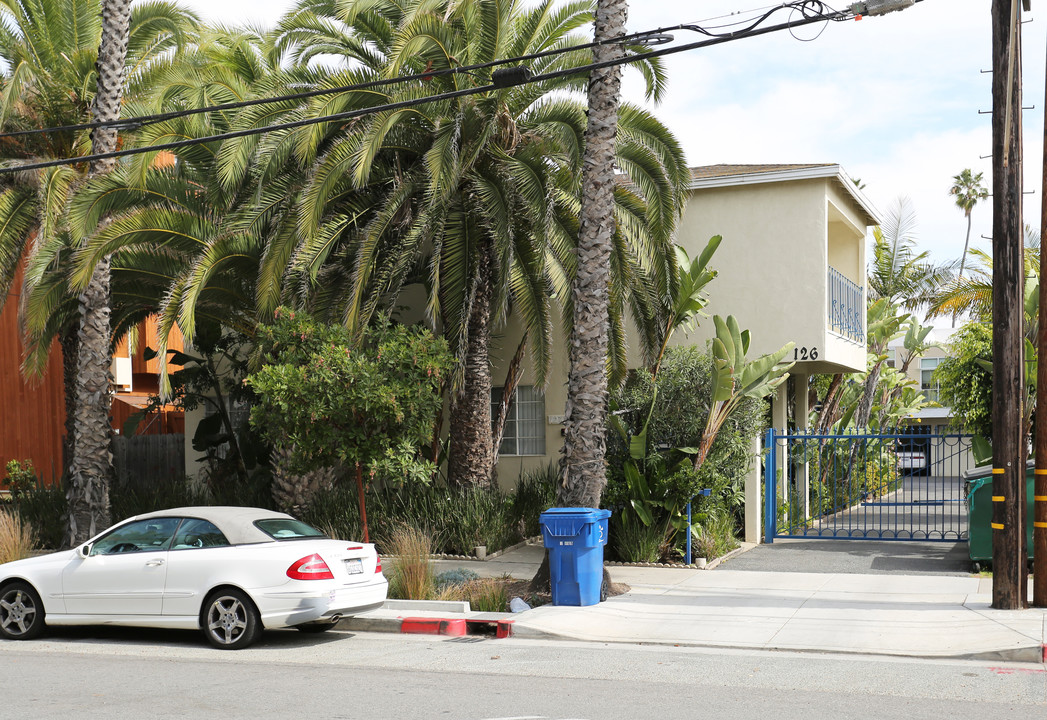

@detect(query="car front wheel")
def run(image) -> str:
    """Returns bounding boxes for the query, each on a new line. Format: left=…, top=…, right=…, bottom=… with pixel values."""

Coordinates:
left=201, top=589, right=261, bottom=650
left=0, top=582, right=46, bottom=641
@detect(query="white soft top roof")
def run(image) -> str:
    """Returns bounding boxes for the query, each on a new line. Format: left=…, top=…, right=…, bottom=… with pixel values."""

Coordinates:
left=131, top=506, right=300, bottom=545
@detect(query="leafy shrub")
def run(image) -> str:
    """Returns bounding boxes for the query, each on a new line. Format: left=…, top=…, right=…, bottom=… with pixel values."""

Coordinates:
left=247, top=310, right=450, bottom=491
left=859, top=442, right=900, bottom=499
left=936, top=322, right=993, bottom=439
left=604, top=346, right=764, bottom=560
left=508, top=464, right=557, bottom=538
left=610, top=513, right=666, bottom=563
left=435, top=568, right=480, bottom=592
left=109, top=477, right=205, bottom=521
left=3, top=460, right=38, bottom=497
left=10, top=484, right=66, bottom=550
left=688, top=508, right=738, bottom=561
left=304, top=482, right=530, bottom=555
left=0, top=509, right=36, bottom=563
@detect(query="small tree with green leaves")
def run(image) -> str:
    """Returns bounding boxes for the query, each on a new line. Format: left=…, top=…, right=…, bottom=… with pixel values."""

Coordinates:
left=246, top=309, right=451, bottom=540
left=935, top=322, right=993, bottom=440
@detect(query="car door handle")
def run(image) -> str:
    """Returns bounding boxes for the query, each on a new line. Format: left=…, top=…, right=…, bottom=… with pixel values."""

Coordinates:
left=145, top=559, right=165, bottom=567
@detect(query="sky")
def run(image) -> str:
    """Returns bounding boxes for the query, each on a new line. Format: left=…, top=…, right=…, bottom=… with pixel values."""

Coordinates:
left=173, top=0, right=1044, bottom=269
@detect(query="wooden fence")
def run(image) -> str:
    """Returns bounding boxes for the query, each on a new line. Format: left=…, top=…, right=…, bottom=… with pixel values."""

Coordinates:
left=113, top=434, right=185, bottom=488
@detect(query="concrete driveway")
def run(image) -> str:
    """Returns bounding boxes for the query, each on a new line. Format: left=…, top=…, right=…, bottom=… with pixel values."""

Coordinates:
left=718, top=538, right=974, bottom=575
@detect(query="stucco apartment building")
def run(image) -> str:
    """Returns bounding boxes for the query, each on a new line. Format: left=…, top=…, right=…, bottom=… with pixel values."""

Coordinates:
left=491, top=163, right=879, bottom=485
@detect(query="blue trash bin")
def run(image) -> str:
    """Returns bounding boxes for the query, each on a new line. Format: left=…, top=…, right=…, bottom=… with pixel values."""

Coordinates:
left=539, top=507, right=611, bottom=606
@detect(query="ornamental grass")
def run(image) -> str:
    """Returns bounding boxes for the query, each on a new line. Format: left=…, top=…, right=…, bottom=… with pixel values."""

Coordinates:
left=385, top=523, right=435, bottom=600
left=0, top=509, right=36, bottom=564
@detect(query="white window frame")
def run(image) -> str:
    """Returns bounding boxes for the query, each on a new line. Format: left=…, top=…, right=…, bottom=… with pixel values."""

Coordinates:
left=920, top=357, right=942, bottom=404
left=492, top=385, right=546, bottom=456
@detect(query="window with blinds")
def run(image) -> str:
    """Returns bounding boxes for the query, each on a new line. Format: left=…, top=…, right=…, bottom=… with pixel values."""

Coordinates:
left=492, top=385, right=546, bottom=456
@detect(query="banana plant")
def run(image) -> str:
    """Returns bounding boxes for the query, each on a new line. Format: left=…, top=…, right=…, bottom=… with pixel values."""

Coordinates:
left=686, top=315, right=795, bottom=473
left=650, top=237, right=721, bottom=379
left=608, top=388, right=690, bottom=527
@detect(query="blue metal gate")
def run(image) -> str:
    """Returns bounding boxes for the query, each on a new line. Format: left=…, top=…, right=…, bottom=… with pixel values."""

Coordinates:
left=763, top=429, right=973, bottom=542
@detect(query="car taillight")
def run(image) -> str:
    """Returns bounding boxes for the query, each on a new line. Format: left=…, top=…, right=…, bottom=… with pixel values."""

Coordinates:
left=375, top=556, right=383, bottom=574
left=287, top=553, right=334, bottom=580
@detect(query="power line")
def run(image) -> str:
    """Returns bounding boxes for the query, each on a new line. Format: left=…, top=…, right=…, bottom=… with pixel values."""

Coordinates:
left=0, top=2, right=817, bottom=143
left=0, top=22, right=705, bottom=142
left=0, top=2, right=900, bottom=177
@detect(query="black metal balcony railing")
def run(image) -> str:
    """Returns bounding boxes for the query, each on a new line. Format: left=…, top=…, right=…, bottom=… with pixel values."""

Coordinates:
left=828, top=267, right=865, bottom=343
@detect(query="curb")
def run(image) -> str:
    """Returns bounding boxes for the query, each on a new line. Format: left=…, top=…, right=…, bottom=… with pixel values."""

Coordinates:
left=505, top=623, right=1046, bottom=663
left=338, top=614, right=515, bottom=638
left=336, top=609, right=1045, bottom=664
left=382, top=599, right=470, bottom=613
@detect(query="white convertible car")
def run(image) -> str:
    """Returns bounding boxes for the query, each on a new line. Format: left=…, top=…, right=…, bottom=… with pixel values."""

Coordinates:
left=0, top=506, right=387, bottom=649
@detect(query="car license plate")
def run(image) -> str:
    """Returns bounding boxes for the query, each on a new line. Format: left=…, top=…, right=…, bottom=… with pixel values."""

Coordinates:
left=343, top=558, right=363, bottom=575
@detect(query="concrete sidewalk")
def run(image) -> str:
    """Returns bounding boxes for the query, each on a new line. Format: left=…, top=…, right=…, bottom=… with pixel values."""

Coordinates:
left=345, top=542, right=1047, bottom=663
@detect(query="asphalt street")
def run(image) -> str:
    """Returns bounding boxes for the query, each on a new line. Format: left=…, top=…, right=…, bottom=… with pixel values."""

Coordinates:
left=3, top=627, right=1045, bottom=719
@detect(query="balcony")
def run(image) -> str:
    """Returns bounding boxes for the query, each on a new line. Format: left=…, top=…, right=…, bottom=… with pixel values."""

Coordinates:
left=828, top=266, right=864, bottom=344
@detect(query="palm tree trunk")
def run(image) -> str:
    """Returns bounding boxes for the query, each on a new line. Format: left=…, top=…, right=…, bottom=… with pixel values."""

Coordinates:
left=60, top=328, right=79, bottom=477
left=558, top=0, right=628, bottom=509
left=492, top=333, right=528, bottom=470
left=66, top=0, right=133, bottom=546
left=815, top=373, right=845, bottom=434
left=959, top=212, right=973, bottom=281
left=448, top=239, right=494, bottom=488
left=954, top=212, right=974, bottom=327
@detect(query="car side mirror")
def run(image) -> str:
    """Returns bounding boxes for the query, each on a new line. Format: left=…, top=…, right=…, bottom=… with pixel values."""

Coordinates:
left=78, top=543, right=92, bottom=559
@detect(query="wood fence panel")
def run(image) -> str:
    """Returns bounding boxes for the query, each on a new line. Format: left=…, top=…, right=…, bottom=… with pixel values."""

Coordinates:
left=113, top=434, right=185, bottom=488
left=0, top=268, right=66, bottom=487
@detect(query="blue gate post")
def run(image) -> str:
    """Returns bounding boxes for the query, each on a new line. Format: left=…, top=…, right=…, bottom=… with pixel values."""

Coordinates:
left=685, top=500, right=692, bottom=565
left=764, top=428, right=777, bottom=543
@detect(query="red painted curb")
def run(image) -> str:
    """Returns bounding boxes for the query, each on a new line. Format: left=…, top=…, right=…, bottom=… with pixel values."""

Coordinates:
left=400, top=617, right=467, bottom=636
left=496, top=620, right=514, bottom=639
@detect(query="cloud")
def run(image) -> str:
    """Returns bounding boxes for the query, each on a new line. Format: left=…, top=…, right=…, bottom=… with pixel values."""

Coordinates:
left=175, top=0, right=1045, bottom=267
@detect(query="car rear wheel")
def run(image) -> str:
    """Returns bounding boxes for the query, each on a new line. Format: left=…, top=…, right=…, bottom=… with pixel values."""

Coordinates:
left=0, top=581, right=46, bottom=641
left=201, top=589, right=261, bottom=650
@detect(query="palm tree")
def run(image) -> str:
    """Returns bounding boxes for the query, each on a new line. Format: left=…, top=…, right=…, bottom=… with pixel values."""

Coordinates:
left=0, top=0, right=196, bottom=543
left=950, top=168, right=989, bottom=283
left=867, top=196, right=954, bottom=314
left=928, top=224, right=1040, bottom=326
left=264, top=0, right=686, bottom=488
left=66, top=0, right=138, bottom=544
left=560, top=0, right=630, bottom=507
left=55, top=27, right=301, bottom=494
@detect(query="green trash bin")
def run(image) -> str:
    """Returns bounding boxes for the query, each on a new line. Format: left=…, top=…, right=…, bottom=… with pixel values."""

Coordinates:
left=965, top=462, right=1036, bottom=571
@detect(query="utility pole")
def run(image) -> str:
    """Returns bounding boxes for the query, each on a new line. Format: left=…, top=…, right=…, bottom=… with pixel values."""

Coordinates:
left=1035, top=2, right=1047, bottom=608
left=991, top=0, right=1027, bottom=610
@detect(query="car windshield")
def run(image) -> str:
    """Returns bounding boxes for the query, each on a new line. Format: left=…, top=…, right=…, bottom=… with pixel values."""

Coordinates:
left=254, top=518, right=327, bottom=540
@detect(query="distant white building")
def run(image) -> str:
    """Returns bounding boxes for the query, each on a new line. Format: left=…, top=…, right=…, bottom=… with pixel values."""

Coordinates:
left=887, top=325, right=958, bottom=431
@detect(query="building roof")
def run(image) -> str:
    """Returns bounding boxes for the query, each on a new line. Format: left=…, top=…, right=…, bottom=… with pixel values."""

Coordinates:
left=688, top=163, right=836, bottom=180
left=686, top=163, right=881, bottom=227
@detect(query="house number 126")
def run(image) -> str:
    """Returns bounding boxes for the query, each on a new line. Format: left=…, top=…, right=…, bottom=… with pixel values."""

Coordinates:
left=794, top=347, right=819, bottom=361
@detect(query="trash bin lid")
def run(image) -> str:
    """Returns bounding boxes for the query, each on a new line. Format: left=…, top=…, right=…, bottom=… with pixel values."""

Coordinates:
left=962, top=459, right=1036, bottom=481
left=539, top=507, right=610, bottom=520
left=966, top=476, right=992, bottom=494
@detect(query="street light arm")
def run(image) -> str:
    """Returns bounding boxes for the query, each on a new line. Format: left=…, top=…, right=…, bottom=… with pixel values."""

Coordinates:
left=850, top=0, right=920, bottom=16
